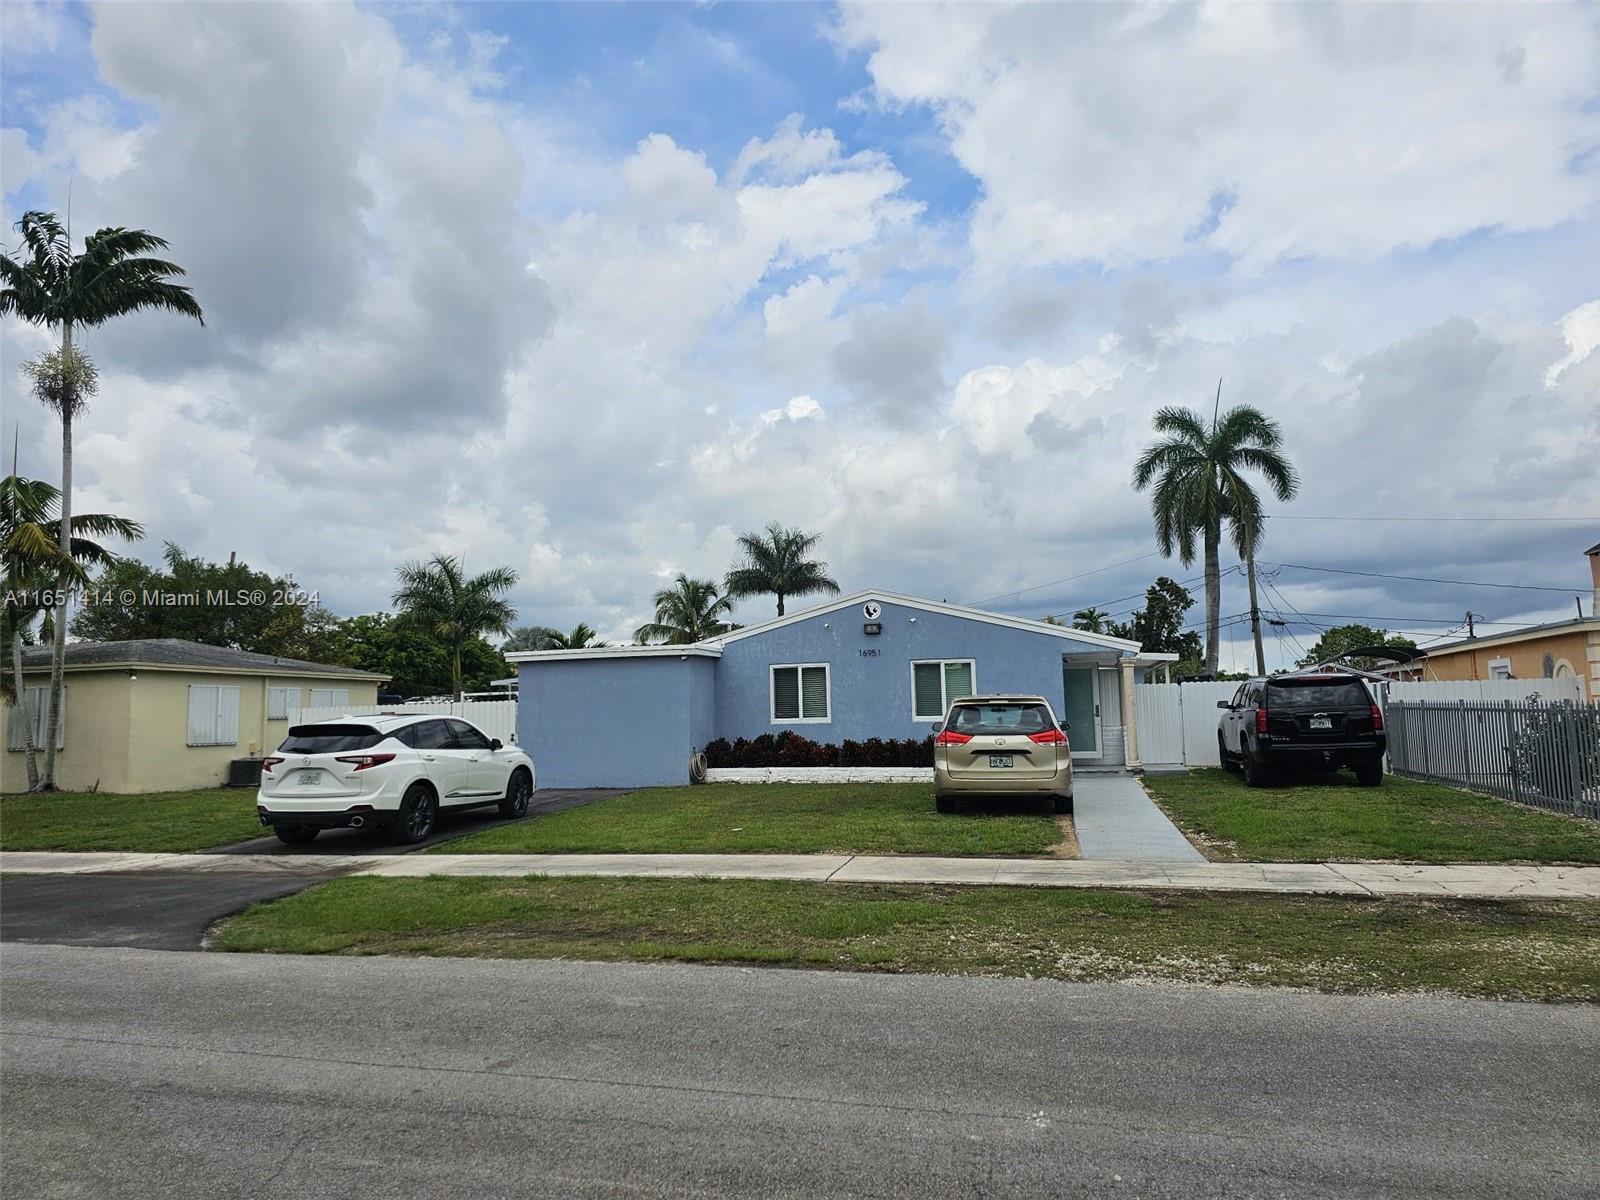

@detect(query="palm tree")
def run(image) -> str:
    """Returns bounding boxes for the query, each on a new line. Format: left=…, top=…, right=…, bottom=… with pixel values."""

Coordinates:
left=1071, top=607, right=1110, bottom=633
left=1132, top=383, right=1297, bottom=675
left=723, top=522, right=840, bottom=617
left=634, top=575, right=734, bottom=644
left=2, top=472, right=143, bottom=789
left=531, top=623, right=609, bottom=650
left=391, top=555, right=518, bottom=699
left=2, top=210, right=202, bottom=788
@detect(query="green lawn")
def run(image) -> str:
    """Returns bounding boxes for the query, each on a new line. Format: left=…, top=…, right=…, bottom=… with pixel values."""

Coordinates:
left=0, top=788, right=262, bottom=852
left=215, top=875, right=1600, bottom=1002
left=1142, top=769, right=1600, bottom=864
left=432, top=782, right=1063, bottom=857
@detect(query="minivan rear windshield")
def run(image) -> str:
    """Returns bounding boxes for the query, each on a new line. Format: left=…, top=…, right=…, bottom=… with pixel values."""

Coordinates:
left=278, top=725, right=384, bottom=754
left=948, top=703, right=1056, bottom=735
left=1265, top=679, right=1371, bottom=709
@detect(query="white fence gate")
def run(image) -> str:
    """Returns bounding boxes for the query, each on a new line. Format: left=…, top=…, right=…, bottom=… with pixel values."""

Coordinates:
left=1133, top=677, right=1586, bottom=770
left=294, top=699, right=519, bottom=745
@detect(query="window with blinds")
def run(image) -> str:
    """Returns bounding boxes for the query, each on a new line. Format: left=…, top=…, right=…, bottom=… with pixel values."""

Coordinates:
left=6, top=685, right=66, bottom=750
left=771, top=664, right=829, bottom=722
left=187, top=685, right=241, bottom=746
left=912, top=660, right=976, bottom=719
left=266, top=686, right=300, bottom=721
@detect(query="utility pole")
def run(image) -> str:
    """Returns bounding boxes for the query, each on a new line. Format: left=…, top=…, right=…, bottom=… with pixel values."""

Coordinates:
left=1246, top=526, right=1265, bottom=676
left=1465, top=610, right=1479, bottom=639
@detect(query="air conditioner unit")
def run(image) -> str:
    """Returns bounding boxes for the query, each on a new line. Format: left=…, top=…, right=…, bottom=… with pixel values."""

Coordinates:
left=226, top=758, right=264, bottom=788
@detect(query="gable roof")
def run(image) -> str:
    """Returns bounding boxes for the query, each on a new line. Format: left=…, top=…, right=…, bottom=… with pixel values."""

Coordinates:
left=703, top=589, right=1143, bottom=652
left=19, top=638, right=389, bottom=680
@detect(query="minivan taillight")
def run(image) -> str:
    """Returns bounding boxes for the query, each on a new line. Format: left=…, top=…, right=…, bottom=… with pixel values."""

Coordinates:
left=1256, top=709, right=1269, bottom=735
left=934, top=729, right=972, bottom=746
left=261, top=756, right=284, bottom=774
left=1028, top=728, right=1068, bottom=745
left=335, top=753, right=395, bottom=771
left=1371, top=704, right=1384, bottom=732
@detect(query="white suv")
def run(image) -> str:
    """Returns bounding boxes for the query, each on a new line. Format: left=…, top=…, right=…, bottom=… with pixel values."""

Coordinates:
left=256, top=714, right=535, bottom=846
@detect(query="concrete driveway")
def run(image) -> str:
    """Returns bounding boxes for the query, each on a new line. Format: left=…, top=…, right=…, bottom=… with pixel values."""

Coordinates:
left=4, top=943, right=1595, bottom=1199
left=1072, top=773, right=1205, bottom=861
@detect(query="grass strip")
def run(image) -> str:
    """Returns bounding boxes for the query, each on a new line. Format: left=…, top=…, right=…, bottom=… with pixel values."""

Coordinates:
left=215, top=874, right=1600, bottom=1002
left=0, top=788, right=261, bottom=852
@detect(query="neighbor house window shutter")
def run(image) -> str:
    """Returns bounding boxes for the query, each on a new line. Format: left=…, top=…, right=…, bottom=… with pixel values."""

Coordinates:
left=943, top=662, right=974, bottom=704
left=7, top=687, right=48, bottom=751
left=217, top=687, right=240, bottom=745
left=309, top=687, right=349, bottom=708
left=188, top=685, right=218, bottom=746
left=800, top=666, right=828, bottom=720
left=913, top=664, right=945, bottom=718
left=266, top=687, right=299, bottom=721
left=772, top=667, right=800, bottom=721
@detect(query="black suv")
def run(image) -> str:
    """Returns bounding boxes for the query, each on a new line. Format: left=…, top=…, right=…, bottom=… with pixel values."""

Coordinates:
left=1216, top=673, right=1387, bottom=787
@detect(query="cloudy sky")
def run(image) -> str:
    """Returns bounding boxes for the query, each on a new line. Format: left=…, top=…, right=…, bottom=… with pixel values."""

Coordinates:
left=3, top=1, right=1597, bottom=669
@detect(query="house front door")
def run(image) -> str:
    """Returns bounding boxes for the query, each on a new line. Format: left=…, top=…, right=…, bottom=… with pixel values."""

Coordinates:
left=1061, top=667, right=1101, bottom=759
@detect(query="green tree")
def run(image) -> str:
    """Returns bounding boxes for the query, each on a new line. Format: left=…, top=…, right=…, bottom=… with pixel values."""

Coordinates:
left=500, top=626, right=550, bottom=653
left=1132, top=385, right=1298, bottom=676
left=634, top=575, right=734, bottom=644
left=72, top=543, right=331, bottom=657
left=1107, top=577, right=1203, bottom=666
left=391, top=555, right=518, bottom=699
left=1296, top=624, right=1416, bottom=671
left=723, top=522, right=840, bottom=616
left=2, top=210, right=202, bottom=788
left=1071, top=607, right=1110, bottom=633
left=2, top=473, right=142, bottom=789
left=315, top=612, right=506, bottom=698
left=528, top=623, right=608, bottom=650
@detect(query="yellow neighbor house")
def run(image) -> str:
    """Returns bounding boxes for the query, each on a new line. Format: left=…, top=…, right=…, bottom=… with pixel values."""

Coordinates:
left=3, top=639, right=388, bottom=794
left=1391, top=544, right=1600, bottom=701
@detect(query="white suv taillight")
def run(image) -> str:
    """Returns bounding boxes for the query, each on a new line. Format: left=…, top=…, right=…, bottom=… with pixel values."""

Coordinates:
left=335, top=753, right=395, bottom=771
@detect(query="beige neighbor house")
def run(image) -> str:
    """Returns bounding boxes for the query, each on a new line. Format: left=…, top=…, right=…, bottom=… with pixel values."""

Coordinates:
left=1383, top=544, right=1600, bottom=701
left=2, top=639, right=387, bottom=794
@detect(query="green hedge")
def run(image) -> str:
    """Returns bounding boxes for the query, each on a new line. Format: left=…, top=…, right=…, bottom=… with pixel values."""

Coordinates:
left=704, top=731, right=934, bottom=768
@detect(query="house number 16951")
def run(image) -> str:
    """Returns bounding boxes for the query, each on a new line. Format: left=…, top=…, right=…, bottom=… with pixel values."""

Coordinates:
left=859, top=648, right=880, bottom=657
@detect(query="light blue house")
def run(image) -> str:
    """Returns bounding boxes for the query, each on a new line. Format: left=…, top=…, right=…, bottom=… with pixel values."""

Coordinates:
left=508, top=590, right=1175, bottom=788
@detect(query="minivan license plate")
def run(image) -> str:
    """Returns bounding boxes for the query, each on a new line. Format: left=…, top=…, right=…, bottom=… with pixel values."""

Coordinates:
left=988, top=754, right=1013, bottom=769
left=1309, top=717, right=1332, bottom=730
left=298, top=770, right=320, bottom=785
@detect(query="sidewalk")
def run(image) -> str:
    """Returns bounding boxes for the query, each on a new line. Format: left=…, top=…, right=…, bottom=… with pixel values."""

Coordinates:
left=4, top=850, right=1598, bottom=900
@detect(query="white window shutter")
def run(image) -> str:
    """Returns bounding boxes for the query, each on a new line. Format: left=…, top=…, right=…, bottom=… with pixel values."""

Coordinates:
left=217, top=687, right=240, bottom=745
left=188, top=685, right=218, bottom=745
left=11, top=687, right=66, bottom=750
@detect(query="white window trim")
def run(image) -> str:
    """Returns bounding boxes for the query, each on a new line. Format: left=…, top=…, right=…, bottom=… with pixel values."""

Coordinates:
left=769, top=662, right=831, bottom=725
left=909, top=658, right=977, bottom=721
left=1487, top=657, right=1513, bottom=680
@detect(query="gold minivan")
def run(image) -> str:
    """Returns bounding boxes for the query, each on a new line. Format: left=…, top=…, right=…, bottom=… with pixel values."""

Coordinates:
left=933, top=694, right=1074, bottom=814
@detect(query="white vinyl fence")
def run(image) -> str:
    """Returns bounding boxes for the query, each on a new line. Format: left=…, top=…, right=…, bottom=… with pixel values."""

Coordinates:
left=1133, top=677, right=1586, bottom=770
left=294, top=699, right=519, bottom=744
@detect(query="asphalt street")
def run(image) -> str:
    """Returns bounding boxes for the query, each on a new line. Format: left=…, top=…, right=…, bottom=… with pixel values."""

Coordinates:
left=3, top=943, right=1596, bottom=1199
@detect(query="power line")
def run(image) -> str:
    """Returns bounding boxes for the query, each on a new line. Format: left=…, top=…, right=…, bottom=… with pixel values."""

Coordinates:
left=969, top=552, right=1162, bottom=608
left=1263, top=561, right=1580, bottom=594
left=1266, top=515, right=1600, bottom=523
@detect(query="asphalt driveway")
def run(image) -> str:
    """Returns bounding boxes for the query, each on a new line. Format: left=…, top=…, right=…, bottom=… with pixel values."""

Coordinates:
left=206, top=787, right=628, bottom=856
left=0, top=789, right=627, bottom=950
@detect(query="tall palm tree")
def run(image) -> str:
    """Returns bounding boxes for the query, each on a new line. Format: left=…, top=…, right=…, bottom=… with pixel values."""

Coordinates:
left=2, top=210, right=202, bottom=788
left=392, top=555, right=518, bottom=699
left=1071, top=607, right=1111, bottom=633
left=634, top=575, right=734, bottom=644
left=532, top=623, right=609, bottom=650
left=723, top=522, right=840, bottom=617
left=1132, top=384, right=1298, bottom=675
left=2, top=473, right=143, bottom=789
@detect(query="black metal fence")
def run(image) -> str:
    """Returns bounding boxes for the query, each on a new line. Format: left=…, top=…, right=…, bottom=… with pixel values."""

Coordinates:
left=1386, top=699, right=1600, bottom=820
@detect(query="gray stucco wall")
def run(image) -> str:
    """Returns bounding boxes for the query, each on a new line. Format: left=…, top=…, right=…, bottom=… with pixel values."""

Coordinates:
left=713, top=598, right=1122, bottom=747
left=518, top=655, right=714, bottom=789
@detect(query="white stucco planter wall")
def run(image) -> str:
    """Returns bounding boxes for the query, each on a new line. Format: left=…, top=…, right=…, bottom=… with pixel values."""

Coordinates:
left=704, top=767, right=935, bottom=784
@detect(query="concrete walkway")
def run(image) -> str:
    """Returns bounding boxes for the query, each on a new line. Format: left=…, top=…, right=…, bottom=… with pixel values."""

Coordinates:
left=1072, top=774, right=1205, bottom=862
left=4, top=850, right=1598, bottom=900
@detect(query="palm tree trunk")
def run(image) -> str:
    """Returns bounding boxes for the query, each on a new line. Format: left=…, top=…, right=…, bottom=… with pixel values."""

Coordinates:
left=41, top=320, right=72, bottom=792
left=11, top=616, right=40, bottom=790
left=776, top=593, right=785, bottom=617
left=1203, top=527, right=1221, bottom=677
left=452, top=644, right=463, bottom=701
